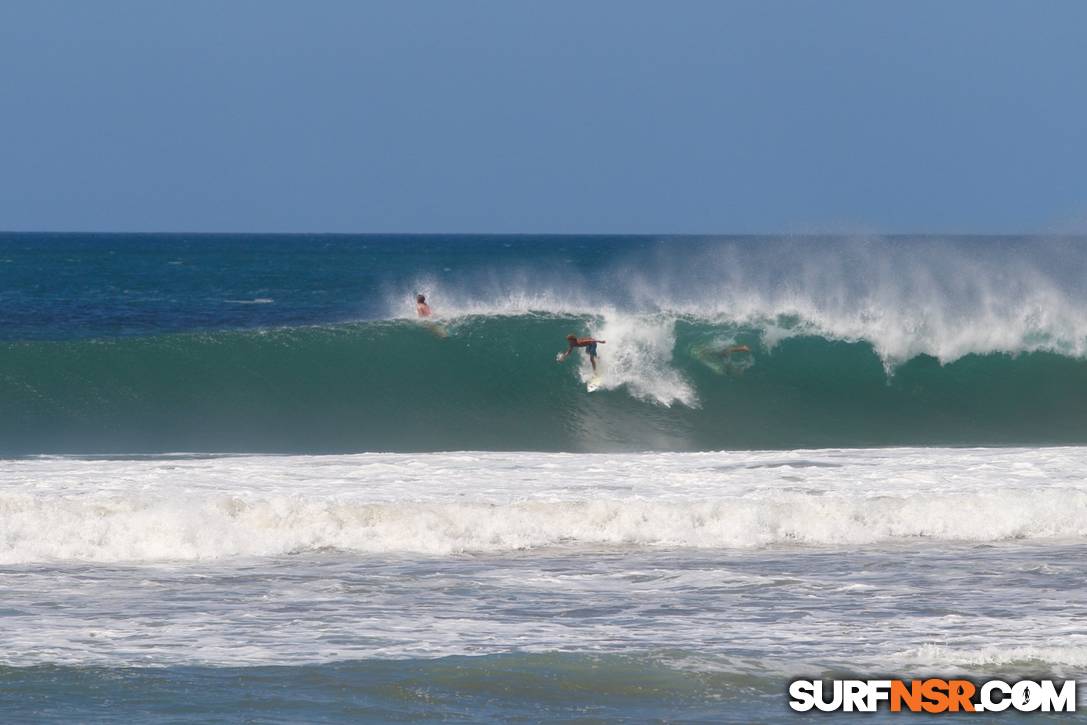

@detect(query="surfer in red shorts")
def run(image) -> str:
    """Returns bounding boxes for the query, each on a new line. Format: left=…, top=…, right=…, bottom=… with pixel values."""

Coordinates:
left=558, top=335, right=606, bottom=372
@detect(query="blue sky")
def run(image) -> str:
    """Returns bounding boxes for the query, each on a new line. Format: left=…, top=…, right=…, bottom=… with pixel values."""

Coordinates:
left=1, top=0, right=1084, bottom=233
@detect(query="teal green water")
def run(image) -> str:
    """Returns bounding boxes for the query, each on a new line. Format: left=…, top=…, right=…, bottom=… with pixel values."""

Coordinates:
left=4, top=315, right=1087, bottom=453
left=0, top=654, right=784, bottom=723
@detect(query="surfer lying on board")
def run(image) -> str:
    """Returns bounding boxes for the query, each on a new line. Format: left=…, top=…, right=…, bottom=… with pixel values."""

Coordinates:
left=415, top=294, right=432, bottom=318
left=558, top=335, right=606, bottom=372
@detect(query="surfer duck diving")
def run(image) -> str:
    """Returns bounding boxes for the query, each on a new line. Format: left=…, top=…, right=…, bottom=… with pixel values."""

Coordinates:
left=557, top=334, right=606, bottom=372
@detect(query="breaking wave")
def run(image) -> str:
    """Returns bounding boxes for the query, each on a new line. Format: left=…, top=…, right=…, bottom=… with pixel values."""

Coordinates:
left=5, top=310, right=1087, bottom=453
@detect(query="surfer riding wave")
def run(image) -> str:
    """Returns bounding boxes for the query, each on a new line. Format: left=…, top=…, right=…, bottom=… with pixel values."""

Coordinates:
left=558, top=335, right=606, bottom=372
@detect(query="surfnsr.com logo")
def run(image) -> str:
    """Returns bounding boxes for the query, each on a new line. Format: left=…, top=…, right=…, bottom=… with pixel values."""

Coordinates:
left=788, top=679, right=1077, bottom=713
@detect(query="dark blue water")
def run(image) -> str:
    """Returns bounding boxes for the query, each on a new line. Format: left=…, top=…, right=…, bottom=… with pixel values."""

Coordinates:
left=0, top=233, right=651, bottom=340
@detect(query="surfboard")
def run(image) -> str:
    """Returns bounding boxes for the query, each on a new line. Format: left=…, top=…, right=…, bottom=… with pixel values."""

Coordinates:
left=586, top=375, right=603, bottom=393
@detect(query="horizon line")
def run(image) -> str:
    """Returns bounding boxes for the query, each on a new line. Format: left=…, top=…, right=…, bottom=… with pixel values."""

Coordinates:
left=1, top=230, right=1080, bottom=238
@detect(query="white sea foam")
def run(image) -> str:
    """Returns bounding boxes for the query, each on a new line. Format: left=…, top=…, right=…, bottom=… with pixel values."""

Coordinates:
left=898, top=643, right=1087, bottom=671
left=4, top=447, right=1087, bottom=564
left=394, top=237, right=1087, bottom=366
left=4, top=489, right=1086, bottom=564
left=3, top=450, right=1085, bottom=671
left=584, top=314, right=696, bottom=406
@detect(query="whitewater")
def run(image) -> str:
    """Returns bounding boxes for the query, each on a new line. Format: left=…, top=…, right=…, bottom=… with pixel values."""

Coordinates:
left=4, top=448, right=1087, bottom=711
left=3, top=234, right=1087, bottom=721
left=4, top=448, right=1087, bottom=564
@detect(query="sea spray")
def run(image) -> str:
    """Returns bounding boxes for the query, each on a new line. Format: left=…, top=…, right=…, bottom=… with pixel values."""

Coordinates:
left=585, top=313, right=697, bottom=406
left=400, top=236, right=1087, bottom=365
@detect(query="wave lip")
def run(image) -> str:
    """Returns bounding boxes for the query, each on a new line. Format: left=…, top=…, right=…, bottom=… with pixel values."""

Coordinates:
left=400, top=236, right=1087, bottom=366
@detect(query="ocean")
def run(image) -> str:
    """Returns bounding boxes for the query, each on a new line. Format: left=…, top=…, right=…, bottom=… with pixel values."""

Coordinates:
left=2, top=233, right=1086, bottom=722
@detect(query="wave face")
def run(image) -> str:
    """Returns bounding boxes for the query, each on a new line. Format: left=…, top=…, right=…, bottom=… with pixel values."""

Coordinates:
left=6, top=233, right=1087, bottom=452
left=4, top=314, right=1087, bottom=453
